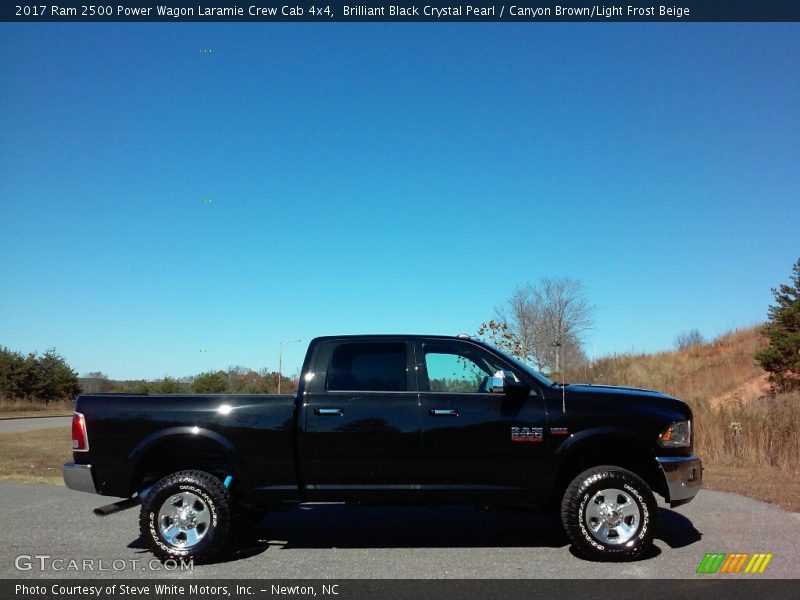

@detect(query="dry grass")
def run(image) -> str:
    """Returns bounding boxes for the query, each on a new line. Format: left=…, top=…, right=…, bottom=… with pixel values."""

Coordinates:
left=0, top=427, right=71, bottom=485
left=693, top=392, right=800, bottom=471
left=702, top=463, right=800, bottom=513
left=566, top=326, right=768, bottom=404
left=0, top=398, right=73, bottom=418
left=694, top=392, right=800, bottom=512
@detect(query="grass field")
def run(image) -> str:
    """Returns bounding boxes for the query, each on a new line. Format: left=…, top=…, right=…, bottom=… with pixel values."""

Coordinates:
left=0, top=427, right=71, bottom=484
left=0, top=398, right=73, bottom=418
left=0, top=425, right=797, bottom=512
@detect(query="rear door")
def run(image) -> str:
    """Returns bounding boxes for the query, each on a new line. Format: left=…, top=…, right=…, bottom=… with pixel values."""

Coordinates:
left=301, top=339, right=421, bottom=493
left=415, top=339, right=548, bottom=499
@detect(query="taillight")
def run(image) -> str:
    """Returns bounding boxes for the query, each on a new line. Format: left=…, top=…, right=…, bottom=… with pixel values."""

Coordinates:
left=72, top=412, right=89, bottom=452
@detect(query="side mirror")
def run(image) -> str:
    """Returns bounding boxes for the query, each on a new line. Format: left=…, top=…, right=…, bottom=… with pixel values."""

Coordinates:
left=490, top=371, right=532, bottom=397
left=505, top=379, right=533, bottom=397
left=487, top=376, right=505, bottom=393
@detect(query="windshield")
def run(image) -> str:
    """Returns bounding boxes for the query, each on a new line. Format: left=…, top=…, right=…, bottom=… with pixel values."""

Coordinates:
left=477, top=341, right=556, bottom=387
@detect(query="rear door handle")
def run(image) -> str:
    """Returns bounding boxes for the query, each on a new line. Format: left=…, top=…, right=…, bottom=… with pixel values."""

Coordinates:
left=429, top=408, right=459, bottom=416
left=315, top=408, right=343, bottom=416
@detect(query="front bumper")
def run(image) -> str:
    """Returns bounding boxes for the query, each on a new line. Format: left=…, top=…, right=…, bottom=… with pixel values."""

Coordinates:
left=63, top=462, right=97, bottom=494
left=656, top=455, right=702, bottom=507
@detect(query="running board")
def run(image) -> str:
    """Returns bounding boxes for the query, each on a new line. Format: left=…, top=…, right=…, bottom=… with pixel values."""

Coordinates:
left=93, top=497, right=141, bottom=517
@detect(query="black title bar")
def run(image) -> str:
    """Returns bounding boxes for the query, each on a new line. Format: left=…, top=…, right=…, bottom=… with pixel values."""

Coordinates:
left=5, top=580, right=800, bottom=600
left=4, top=1, right=800, bottom=22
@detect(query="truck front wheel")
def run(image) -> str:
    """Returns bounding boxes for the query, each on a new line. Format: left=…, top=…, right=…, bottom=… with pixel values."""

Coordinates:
left=139, top=470, right=231, bottom=562
left=560, top=465, right=657, bottom=561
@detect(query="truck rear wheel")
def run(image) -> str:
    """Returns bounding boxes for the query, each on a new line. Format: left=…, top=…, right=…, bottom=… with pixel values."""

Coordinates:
left=560, top=465, right=657, bottom=561
left=139, top=470, right=231, bottom=562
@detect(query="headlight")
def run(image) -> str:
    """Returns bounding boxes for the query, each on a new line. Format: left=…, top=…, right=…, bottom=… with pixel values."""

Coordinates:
left=658, top=420, right=691, bottom=448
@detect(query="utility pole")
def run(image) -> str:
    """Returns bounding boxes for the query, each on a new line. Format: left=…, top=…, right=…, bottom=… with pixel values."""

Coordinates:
left=278, top=339, right=301, bottom=394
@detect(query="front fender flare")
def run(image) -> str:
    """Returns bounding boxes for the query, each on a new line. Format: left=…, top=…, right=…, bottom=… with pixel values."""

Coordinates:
left=545, top=426, right=653, bottom=492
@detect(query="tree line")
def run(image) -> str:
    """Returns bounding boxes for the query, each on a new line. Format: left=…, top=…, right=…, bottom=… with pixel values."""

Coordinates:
left=0, top=348, right=82, bottom=404
left=81, top=367, right=298, bottom=396
left=0, top=352, right=298, bottom=404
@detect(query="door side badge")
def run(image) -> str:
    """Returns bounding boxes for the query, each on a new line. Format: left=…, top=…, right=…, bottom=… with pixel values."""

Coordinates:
left=511, top=426, right=543, bottom=443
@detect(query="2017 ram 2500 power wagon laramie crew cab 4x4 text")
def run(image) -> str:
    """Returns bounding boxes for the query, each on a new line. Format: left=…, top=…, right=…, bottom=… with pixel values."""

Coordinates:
left=63, top=335, right=702, bottom=561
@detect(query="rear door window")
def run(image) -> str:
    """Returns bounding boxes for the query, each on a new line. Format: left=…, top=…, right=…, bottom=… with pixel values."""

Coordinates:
left=326, top=343, right=408, bottom=392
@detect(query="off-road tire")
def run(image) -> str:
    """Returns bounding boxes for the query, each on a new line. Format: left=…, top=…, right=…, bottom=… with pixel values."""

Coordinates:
left=560, top=465, right=657, bottom=561
left=139, top=470, right=231, bottom=563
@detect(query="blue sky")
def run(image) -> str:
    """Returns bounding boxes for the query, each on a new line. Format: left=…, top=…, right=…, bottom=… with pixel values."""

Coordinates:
left=1, top=24, right=798, bottom=380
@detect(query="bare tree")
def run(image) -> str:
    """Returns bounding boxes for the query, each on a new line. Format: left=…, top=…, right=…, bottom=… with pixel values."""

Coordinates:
left=495, top=286, right=538, bottom=364
left=534, top=277, right=593, bottom=373
left=675, top=329, right=705, bottom=350
left=491, top=277, right=593, bottom=375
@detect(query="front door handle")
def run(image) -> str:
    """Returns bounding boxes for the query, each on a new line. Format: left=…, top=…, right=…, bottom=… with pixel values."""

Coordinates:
left=315, top=408, right=343, bottom=416
left=429, top=408, right=459, bottom=416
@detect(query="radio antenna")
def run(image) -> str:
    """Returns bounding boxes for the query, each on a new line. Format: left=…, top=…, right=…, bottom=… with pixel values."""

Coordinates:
left=555, top=340, right=566, bottom=413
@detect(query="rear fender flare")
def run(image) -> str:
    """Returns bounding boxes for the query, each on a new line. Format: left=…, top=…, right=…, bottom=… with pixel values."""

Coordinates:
left=128, top=427, right=248, bottom=497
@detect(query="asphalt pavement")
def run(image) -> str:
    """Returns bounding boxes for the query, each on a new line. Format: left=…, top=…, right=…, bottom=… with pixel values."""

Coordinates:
left=0, top=482, right=798, bottom=579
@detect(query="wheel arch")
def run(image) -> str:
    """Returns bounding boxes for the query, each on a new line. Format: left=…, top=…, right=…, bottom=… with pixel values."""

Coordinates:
left=547, top=428, right=666, bottom=506
left=128, top=427, right=249, bottom=499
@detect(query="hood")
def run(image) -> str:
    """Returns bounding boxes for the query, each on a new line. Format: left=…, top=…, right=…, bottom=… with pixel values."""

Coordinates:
left=561, top=383, right=691, bottom=418
left=564, top=383, right=667, bottom=397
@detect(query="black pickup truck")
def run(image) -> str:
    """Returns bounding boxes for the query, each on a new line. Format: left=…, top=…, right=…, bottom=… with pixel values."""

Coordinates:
left=63, top=334, right=701, bottom=562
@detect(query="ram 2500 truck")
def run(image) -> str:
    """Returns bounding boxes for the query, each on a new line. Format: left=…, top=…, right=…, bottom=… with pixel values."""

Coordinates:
left=63, top=334, right=701, bottom=562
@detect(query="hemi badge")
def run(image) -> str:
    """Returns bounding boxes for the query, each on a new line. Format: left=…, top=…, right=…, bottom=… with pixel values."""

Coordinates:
left=511, top=427, right=543, bottom=443
left=550, top=427, right=569, bottom=435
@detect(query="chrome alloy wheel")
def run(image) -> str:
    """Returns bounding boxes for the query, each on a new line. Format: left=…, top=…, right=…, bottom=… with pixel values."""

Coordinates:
left=584, top=488, right=641, bottom=545
left=157, top=491, right=211, bottom=548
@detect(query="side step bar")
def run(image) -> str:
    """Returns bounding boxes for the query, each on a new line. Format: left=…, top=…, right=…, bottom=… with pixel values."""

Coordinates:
left=93, top=497, right=141, bottom=517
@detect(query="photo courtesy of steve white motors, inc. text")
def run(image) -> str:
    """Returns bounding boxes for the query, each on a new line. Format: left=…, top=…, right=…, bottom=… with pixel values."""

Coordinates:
left=14, top=584, right=340, bottom=597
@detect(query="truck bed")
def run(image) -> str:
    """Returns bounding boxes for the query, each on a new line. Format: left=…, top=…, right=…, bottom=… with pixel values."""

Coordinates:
left=74, top=393, right=298, bottom=498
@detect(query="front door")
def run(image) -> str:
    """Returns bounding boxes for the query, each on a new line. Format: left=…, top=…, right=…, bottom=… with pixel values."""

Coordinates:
left=416, top=339, right=548, bottom=500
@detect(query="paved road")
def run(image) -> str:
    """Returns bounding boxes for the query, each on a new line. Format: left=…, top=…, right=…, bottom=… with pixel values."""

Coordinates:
left=0, top=416, right=71, bottom=434
left=1, top=482, right=798, bottom=579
